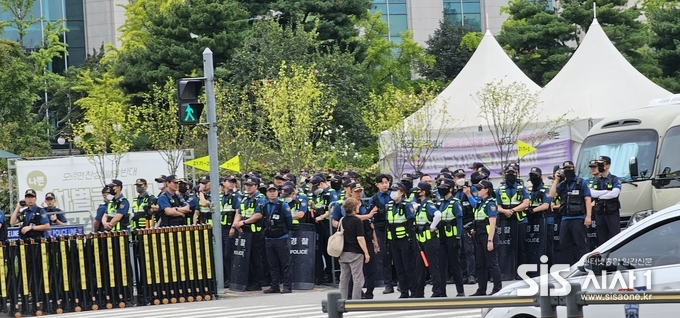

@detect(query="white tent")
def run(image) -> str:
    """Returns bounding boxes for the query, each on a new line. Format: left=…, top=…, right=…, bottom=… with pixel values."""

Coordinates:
left=539, top=19, right=671, bottom=122
left=402, top=29, right=542, bottom=131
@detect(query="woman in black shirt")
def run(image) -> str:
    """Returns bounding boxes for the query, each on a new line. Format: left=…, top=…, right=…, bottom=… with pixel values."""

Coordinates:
left=339, top=198, right=370, bottom=300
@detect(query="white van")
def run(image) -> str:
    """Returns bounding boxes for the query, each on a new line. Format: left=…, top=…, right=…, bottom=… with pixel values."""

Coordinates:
left=482, top=202, right=680, bottom=318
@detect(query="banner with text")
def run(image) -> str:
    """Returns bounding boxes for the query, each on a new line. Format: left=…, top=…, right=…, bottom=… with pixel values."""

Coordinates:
left=16, top=151, right=185, bottom=231
left=394, top=126, right=572, bottom=178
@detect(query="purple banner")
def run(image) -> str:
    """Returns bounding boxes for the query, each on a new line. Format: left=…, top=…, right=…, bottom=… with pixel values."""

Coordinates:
left=395, top=138, right=572, bottom=179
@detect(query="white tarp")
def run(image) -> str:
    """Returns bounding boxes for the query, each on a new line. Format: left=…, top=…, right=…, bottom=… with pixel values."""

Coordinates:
left=16, top=151, right=185, bottom=229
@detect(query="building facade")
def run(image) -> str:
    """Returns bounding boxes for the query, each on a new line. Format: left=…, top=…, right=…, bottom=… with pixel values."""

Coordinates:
left=372, top=0, right=554, bottom=46
left=0, top=0, right=86, bottom=71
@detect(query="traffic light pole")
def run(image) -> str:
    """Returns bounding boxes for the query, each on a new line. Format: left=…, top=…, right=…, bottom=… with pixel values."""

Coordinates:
left=203, top=48, right=224, bottom=293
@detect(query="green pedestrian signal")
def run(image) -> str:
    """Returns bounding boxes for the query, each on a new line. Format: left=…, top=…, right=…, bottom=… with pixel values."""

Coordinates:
left=177, top=79, right=205, bottom=125
left=179, top=103, right=204, bottom=125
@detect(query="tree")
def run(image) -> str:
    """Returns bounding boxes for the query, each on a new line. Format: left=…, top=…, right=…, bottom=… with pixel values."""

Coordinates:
left=559, top=0, right=659, bottom=78
left=236, top=0, right=373, bottom=51
left=356, top=12, right=435, bottom=92
left=115, top=0, right=250, bottom=96
left=0, top=39, right=50, bottom=157
left=646, top=4, right=680, bottom=92
left=460, top=32, right=483, bottom=51
left=497, top=0, right=577, bottom=86
left=473, top=79, right=570, bottom=172
left=72, top=69, right=139, bottom=185
left=254, top=61, right=335, bottom=171
left=365, top=84, right=453, bottom=176
left=419, top=19, right=476, bottom=83
left=133, top=79, right=200, bottom=175
left=117, top=0, right=181, bottom=52
left=0, top=0, right=41, bottom=47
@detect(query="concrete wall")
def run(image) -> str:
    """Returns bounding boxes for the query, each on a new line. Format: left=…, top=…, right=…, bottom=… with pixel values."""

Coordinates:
left=83, top=0, right=126, bottom=53
left=408, top=0, right=444, bottom=46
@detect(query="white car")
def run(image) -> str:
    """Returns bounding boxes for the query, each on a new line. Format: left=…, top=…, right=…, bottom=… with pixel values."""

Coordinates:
left=483, top=204, right=680, bottom=318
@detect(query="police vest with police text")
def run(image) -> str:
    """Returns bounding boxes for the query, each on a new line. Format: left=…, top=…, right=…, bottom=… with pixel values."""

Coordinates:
left=499, top=185, right=526, bottom=221
left=414, top=199, right=435, bottom=243
left=562, top=178, right=586, bottom=216
left=591, top=174, right=621, bottom=214
left=107, top=197, right=130, bottom=231
left=437, top=197, right=459, bottom=238
left=131, top=194, right=151, bottom=229
left=386, top=199, right=410, bottom=240
left=474, top=198, right=493, bottom=235
left=240, top=193, right=265, bottom=232
left=264, top=201, right=288, bottom=238
left=220, top=192, right=237, bottom=226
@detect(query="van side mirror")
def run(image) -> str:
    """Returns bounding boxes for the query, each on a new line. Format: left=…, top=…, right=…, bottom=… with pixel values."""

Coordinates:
left=629, top=157, right=639, bottom=180
left=583, top=253, right=605, bottom=275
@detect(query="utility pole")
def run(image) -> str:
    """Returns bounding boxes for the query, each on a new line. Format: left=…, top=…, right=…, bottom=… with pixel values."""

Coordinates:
left=204, top=48, right=224, bottom=293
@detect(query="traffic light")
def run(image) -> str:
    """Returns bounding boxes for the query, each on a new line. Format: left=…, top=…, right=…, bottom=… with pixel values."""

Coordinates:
left=177, top=79, right=205, bottom=125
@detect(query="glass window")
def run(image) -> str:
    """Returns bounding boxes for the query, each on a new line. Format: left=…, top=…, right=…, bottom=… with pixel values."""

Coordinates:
left=463, top=3, right=481, bottom=13
left=389, top=3, right=407, bottom=14
left=45, top=0, right=65, bottom=21
left=576, top=130, right=658, bottom=181
left=655, top=126, right=680, bottom=189
left=373, top=3, right=388, bottom=15
left=463, top=14, right=482, bottom=31
left=443, top=2, right=462, bottom=14
left=388, top=15, right=408, bottom=37
left=607, top=217, right=680, bottom=268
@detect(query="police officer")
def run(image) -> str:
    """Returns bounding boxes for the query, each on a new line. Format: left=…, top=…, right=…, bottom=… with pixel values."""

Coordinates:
left=282, top=184, right=309, bottom=229
left=102, top=179, right=130, bottom=231
left=452, top=169, right=478, bottom=285
left=411, top=182, right=443, bottom=298
left=471, top=180, right=502, bottom=296
left=310, top=175, right=339, bottom=283
left=131, top=179, right=156, bottom=229
left=11, top=189, right=50, bottom=238
left=274, top=172, right=287, bottom=191
left=43, top=192, right=68, bottom=225
left=260, top=184, right=294, bottom=294
left=368, top=173, right=395, bottom=294
left=590, top=156, right=621, bottom=245
left=436, top=179, right=465, bottom=297
left=232, top=177, right=266, bottom=291
left=221, top=175, right=241, bottom=287
left=386, top=183, right=416, bottom=298
left=94, top=186, right=111, bottom=232
left=157, top=175, right=192, bottom=227
left=527, top=167, right=552, bottom=270
left=496, top=165, right=530, bottom=272
left=197, top=176, right=214, bottom=225
left=175, top=178, right=197, bottom=225
left=549, top=161, right=593, bottom=265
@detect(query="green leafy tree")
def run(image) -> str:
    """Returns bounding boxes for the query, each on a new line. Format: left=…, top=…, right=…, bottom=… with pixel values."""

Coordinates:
left=365, top=84, right=453, bottom=176
left=460, top=31, right=483, bottom=51
left=72, top=68, right=139, bottom=184
left=419, top=19, right=476, bottom=83
left=497, top=0, right=577, bottom=86
left=117, top=0, right=181, bottom=52
left=646, top=4, right=680, bottom=92
left=355, top=12, right=435, bottom=92
left=237, top=0, right=372, bottom=51
left=473, top=79, right=570, bottom=171
left=559, top=0, right=659, bottom=77
left=0, top=0, right=40, bottom=47
left=115, top=0, right=250, bottom=96
left=254, top=61, right=336, bottom=171
left=133, top=79, right=200, bottom=174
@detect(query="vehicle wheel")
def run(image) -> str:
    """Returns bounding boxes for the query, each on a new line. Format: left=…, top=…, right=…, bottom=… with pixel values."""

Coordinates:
left=512, top=314, right=537, bottom=318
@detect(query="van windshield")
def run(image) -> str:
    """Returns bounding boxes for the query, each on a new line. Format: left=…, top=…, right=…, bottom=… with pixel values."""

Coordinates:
left=656, top=125, right=680, bottom=188
left=576, top=130, right=658, bottom=181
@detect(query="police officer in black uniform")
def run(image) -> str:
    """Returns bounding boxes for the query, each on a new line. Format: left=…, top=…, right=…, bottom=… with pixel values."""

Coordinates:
left=157, top=175, right=192, bottom=227
left=232, top=177, right=266, bottom=291
left=470, top=180, right=502, bottom=296
left=102, top=179, right=130, bottom=231
left=368, top=173, right=395, bottom=294
left=437, top=178, right=465, bottom=297
left=549, top=161, right=593, bottom=265
left=385, top=183, right=417, bottom=298
left=221, top=175, right=241, bottom=287
left=452, top=169, right=478, bottom=285
left=590, top=156, right=622, bottom=245
left=11, top=189, right=51, bottom=239
left=131, top=178, right=156, bottom=230
left=261, top=184, right=294, bottom=294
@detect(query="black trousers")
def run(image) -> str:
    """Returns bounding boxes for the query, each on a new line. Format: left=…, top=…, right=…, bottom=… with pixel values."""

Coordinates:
left=315, top=220, right=332, bottom=282
left=375, top=228, right=394, bottom=287
left=249, top=232, right=265, bottom=286
left=265, top=237, right=292, bottom=290
left=390, top=238, right=416, bottom=296
left=222, top=227, right=234, bottom=282
left=415, top=237, right=443, bottom=298
left=595, top=212, right=620, bottom=245
left=517, top=222, right=528, bottom=268
left=461, top=233, right=476, bottom=277
left=439, top=235, right=464, bottom=295
left=474, top=234, right=502, bottom=295
left=559, top=218, right=589, bottom=265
